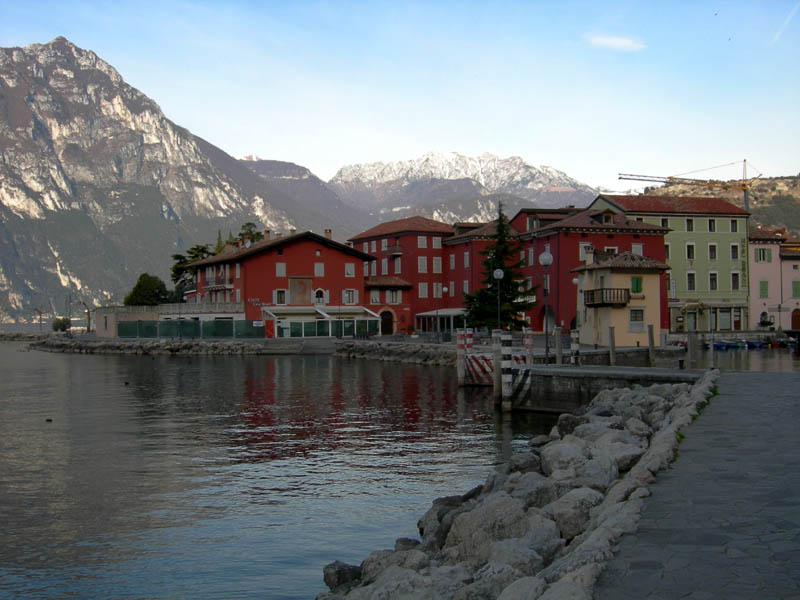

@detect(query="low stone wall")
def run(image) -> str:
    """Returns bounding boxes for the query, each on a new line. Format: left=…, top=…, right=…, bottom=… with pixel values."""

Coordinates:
left=0, top=332, right=51, bottom=341
left=334, top=340, right=457, bottom=365
left=27, top=337, right=334, bottom=355
left=318, top=369, right=720, bottom=600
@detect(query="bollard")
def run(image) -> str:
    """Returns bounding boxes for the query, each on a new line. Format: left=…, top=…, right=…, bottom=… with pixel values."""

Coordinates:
left=554, top=326, right=563, bottom=365
left=570, top=329, right=580, bottom=365
left=524, top=327, right=534, bottom=365
left=608, top=326, right=616, bottom=366
left=501, top=332, right=513, bottom=412
left=466, top=328, right=473, bottom=352
left=456, top=329, right=466, bottom=386
left=647, top=324, right=655, bottom=367
left=492, top=329, right=502, bottom=402
left=687, top=332, right=699, bottom=369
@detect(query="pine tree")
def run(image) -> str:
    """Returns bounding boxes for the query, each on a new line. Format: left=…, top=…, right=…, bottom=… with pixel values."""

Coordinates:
left=463, top=203, right=537, bottom=330
left=213, top=229, right=224, bottom=254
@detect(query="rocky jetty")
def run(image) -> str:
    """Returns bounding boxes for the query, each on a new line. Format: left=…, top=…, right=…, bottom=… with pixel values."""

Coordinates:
left=318, top=370, right=720, bottom=600
left=333, top=340, right=456, bottom=365
left=28, top=336, right=318, bottom=355
left=0, top=332, right=50, bottom=341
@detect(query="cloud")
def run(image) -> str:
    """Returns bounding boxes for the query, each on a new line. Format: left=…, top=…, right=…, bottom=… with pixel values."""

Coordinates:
left=584, top=34, right=646, bottom=52
left=771, top=1, right=800, bottom=44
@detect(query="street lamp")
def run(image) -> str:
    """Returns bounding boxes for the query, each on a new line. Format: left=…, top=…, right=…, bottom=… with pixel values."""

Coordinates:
left=538, top=250, right=553, bottom=363
left=437, top=285, right=449, bottom=342
left=493, top=268, right=504, bottom=330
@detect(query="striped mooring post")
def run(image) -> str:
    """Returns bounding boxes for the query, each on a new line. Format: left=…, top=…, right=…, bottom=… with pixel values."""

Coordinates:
left=456, top=329, right=466, bottom=385
left=501, top=332, right=513, bottom=412
left=466, top=328, right=474, bottom=352
left=570, top=329, right=580, bottom=365
left=492, top=329, right=502, bottom=401
left=523, top=327, right=534, bottom=364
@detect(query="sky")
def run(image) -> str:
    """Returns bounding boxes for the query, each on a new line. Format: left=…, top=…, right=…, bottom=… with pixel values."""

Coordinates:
left=1, top=0, right=798, bottom=190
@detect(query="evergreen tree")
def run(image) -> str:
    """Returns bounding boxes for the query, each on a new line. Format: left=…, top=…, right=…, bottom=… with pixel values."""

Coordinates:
left=213, top=229, right=224, bottom=254
left=124, top=273, right=169, bottom=306
left=238, top=222, right=264, bottom=243
left=463, top=203, right=537, bottom=330
left=170, top=243, right=211, bottom=285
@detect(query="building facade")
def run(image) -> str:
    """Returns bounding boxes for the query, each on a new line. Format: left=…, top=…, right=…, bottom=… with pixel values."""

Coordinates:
left=590, top=195, right=750, bottom=332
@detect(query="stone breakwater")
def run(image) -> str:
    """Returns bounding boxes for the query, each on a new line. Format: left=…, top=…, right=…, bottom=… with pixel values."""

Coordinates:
left=318, top=369, right=720, bottom=600
left=27, top=337, right=317, bottom=355
left=333, top=340, right=457, bottom=365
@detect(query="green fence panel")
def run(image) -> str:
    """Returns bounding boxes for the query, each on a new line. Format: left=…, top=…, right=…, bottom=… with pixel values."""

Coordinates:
left=316, top=320, right=330, bottom=337
left=303, top=321, right=316, bottom=337
left=356, top=319, right=368, bottom=337
left=180, top=320, right=201, bottom=338
left=202, top=320, right=234, bottom=338
left=331, top=320, right=343, bottom=338
left=138, top=321, right=158, bottom=338
left=290, top=322, right=303, bottom=337
left=118, top=321, right=139, bottom=338
left=235, top=320, right=265, bottom=338
left=159, top=321, right=179, bottom=338
left=367, top=319, right=378, bottom=335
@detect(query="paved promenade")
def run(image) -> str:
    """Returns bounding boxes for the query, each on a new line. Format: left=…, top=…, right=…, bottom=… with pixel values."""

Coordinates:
left=594, top=371, right=800, bottom=599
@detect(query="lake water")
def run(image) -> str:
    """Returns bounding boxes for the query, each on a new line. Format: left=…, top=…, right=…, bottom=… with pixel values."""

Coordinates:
left=0, top=342, right=552, bottom=599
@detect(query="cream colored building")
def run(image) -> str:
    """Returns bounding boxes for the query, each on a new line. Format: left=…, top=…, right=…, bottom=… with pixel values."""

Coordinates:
left=574, top=248, right=669, bottom=347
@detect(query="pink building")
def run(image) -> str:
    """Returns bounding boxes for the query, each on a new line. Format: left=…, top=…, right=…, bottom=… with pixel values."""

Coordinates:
left=749, top=226, right=800, bottom=330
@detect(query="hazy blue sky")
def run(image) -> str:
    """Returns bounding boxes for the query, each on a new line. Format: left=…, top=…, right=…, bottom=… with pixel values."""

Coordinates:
left=2, top=1, right=798, bottom=189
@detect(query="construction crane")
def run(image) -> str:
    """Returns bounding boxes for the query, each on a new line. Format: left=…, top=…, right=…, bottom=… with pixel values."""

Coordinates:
left=619, top=159, right=761, bottom=211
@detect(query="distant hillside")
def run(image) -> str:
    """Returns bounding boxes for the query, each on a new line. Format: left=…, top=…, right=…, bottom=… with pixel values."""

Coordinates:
left=646, top=175, right=800, bottom=236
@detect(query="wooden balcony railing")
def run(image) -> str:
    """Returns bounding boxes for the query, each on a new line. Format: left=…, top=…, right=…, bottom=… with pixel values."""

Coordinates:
left=583, top=288, right=630, bottom=307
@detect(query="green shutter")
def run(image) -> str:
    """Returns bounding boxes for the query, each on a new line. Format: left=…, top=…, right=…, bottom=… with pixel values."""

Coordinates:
left=793, top=280, right=800, bottom=298
left=631, top=276, right=643, bottom=293
left=759, top=280, right=769, bottom=298
left=766, top=248, right=773, bottom=263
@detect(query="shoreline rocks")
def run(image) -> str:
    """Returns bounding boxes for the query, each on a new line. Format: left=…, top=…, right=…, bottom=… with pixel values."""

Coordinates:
left=318, top=369, right=720, bottom=600
left=333, top=340, right=456, bottom=365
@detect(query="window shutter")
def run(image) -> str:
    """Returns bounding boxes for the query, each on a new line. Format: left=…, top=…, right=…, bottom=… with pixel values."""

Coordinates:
left=766, top=248, right=773, bottom=262
left=324, top=290, right=330, bottom=304
left=353, top=290, right=359, bottom=304
left=272, top=289, right=277, bottom=304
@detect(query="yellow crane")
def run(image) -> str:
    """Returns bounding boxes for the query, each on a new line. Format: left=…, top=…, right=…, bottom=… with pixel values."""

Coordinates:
left=619, top=159, right=762, bottom=211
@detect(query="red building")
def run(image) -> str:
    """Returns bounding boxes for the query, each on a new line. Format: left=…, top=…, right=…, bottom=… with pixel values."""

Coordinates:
left=517, top=209, right=670, bottom=332
left=189, top=230, right=378, bottom=337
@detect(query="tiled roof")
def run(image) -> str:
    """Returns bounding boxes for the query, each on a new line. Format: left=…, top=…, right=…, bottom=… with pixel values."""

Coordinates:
left=749, top=225, right=788, bottom=242
left=445, top=219, right=521, bottom=243
left=364, top=276, right=413, bottom=289
left=534, top=209, right=668, bottom=234
left=572, top=251, right=669, bottom=272
left=349, top=216, right=455, bottom=241
left=597, top=194, right=749, bottom=216
left=189, top=231, right=373, bottom=267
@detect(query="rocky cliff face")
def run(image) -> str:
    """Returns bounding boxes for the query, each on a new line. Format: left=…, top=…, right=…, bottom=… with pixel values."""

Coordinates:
left=0, top=37, right=293, bottom=321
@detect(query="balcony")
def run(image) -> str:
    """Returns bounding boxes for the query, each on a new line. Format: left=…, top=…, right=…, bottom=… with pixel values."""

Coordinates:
left=386, top=244, right=403, bottom=256
left=584, top=288, right=630, bottom=307
left=204, top=276, right=234, bottom=290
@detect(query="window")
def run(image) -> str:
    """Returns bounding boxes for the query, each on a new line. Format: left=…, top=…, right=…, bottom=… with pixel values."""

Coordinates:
left=664, top=243, right=670, bottom=260
left=345, top=263, right=355, bottom=277
left=604, top=246, right=618, bottom=254
left=520, top=250, right=526, bottom=265
left=418, top=256, right=427, bottom=273
left=755, top=248, right=772, bottom=263
left=686, top=243, right=695, bottom=260
left=370, top=289, right=380, bottom=304
left=362, top=242, right=368, bottom=252
left=381, top=258, right=388, bottom=275
left=381, top=238, right=388, bottom=250
left=463, top=280, right=469, bottom=294
left=314, top=289, right=327, bottom=305
left=730, top=219, right=738, bottom=233
left=731, top=244, right=739, bottom=260
left=463, top=252, right=469, bottom=268
left=636, top=217, right=643, bottom=222
left=631, top=276, right=643, bottom=294
left=363, top=262, right=369, bottom=276
left=449, top=254, right=455, bottom=270
left=579, top=243, right=591, bottom=261
left=449, top=281, right=455, bottom=297
left=433, top=256, right=442, bottom=274
left=418, top=282, right=428, bottom=298
left=236, top=289, right=241, bottom=303
left=276, top=262, right=286, bottom=277
left=629, top=308, right=645, bottom=333
left=709, top=272, right=718, bottom=291
left=731, top=272, right=740, bottom=291
left=432, top=237, right=442, bottom=249
left=661, top=218, right=669, bottom=228
left=235, top=263, right=240, bottom=278
left=387, top=289, right=401, bottom=304
left=343, top=289, right=358, bottom=305
left=370, top=240, right=376, bottom=252
left=686, top=218, right=694, bottom=232
left=274, top=289, right=287, bottom=304
left=708, top=244, right=717, bottom=260
left=792, top=281, right=800, bottom=298
left=759, top=280, right=769, bottom=298
left=708, top=219, right=716, bottom=232
left=314, top=262, right=324, bottom=277
left=433, top=282, right=443, bottom=298
left=418, top=236, right=427, bottom=249
left=394, top=257, right=401, bottom=274
left=687, top=272, right=696, bottom=291
left=315, top=249, right=321, bottom=257
left=370, top=261, right=376, bottom=276
left=631, top=243, right=643, bottom=256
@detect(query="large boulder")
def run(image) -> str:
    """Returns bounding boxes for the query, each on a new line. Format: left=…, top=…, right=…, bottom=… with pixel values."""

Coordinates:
left=539, top=436, right=590, bottom=476
left=444, top=493, right=530, bottom=562
left=487, top=539, right=545, bottom=576
left=573, top=450, right=619, bottom=491
left=360, top=549, right=429, bottom=585
left=323, top=560, right=362, bottom=592
left=505, top=471, right=558, bottom=509
left=543, top=487, right=604, bottom=541
left=496, top=575, right=547, bottom=600
left=452, top=562, right=525, bottom=600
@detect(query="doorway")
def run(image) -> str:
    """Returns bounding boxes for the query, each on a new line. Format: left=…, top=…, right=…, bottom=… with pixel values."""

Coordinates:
left=380, top=311, right=394, bottom=335
left=792, top=309, right=800, bottom=330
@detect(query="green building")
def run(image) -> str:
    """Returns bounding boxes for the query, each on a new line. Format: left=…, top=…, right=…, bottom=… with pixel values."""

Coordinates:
left=590, top=195, right=750, bottom=333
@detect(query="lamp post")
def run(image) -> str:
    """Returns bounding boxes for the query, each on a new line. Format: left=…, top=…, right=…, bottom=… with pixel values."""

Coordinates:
left=538, top=250, right=553, bottom=363
left=436, top=285, right=448, bottom=343
left=493, top=268, right=504, bottom=330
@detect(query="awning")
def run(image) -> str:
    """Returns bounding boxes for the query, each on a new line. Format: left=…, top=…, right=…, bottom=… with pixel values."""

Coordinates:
left=415, top=308, right=466, bottom=318
left=261, top=305, right=379, bottom=320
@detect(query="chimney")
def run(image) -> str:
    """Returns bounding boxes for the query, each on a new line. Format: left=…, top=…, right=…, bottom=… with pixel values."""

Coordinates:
left=324, top=228, right=332, bottom=240
left=290, top=228, right=297, bottom=236
left=275, top=232, right=283, bottom=239
left=263, top=229, right=270, bottom=241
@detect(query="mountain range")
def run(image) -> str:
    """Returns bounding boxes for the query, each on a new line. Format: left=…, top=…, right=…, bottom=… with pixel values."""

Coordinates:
left=1, top=37, right=796, bottom=323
